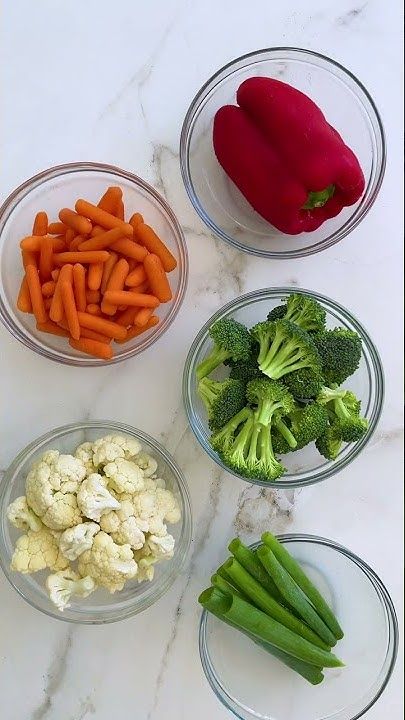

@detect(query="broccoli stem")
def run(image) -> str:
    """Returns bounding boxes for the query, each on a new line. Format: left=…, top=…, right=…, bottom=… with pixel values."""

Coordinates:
left=274, top=417, right=298, bottom=449
left=196, top=346, right=229, bottom=381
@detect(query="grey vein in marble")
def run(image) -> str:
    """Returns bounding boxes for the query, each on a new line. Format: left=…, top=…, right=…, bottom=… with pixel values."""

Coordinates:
left=31, top=628, right=75, bottom=720
left=336, top=3, right=368, bottom=26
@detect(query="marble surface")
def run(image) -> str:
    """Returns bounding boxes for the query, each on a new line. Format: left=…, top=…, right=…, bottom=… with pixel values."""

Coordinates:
left=0, top=1, right=403, bottom=719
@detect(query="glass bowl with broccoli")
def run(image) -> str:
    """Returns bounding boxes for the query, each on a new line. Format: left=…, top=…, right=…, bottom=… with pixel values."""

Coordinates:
left=183, top=289, right=384, bottom=488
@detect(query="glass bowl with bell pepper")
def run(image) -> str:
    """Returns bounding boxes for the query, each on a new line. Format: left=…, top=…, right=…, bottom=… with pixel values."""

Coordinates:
left=180, top=48, right=386, bottom=258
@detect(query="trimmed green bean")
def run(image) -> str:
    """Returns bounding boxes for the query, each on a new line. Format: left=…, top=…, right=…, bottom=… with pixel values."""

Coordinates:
left=228, top=538, right=282, bottom=601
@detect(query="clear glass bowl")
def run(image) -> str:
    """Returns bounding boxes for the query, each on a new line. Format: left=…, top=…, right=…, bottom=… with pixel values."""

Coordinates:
left=180, top=48, right=386, bottom=258
left=0, top=162, right=188, bottom=365
left=0, top=421, right=193, bottom=624
left=183, top=288, right=384, bottom=488
left=199, top=535, right=398, bottom=720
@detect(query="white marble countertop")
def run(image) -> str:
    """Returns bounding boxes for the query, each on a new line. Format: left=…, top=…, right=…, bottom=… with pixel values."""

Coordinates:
left=0, top=1, right=403, bottom=719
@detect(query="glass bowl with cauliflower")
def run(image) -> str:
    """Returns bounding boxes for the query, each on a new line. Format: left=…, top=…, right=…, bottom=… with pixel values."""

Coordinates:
left=0, top=422, right=192, bottom=623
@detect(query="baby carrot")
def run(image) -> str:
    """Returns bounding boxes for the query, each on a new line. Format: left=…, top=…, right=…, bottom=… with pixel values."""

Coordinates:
left=72, top=264, right=87, bottom=313
left=115, top=198, right=125, bottom=220
left=20, top=236, right=65, bottom=253
left=59, top=208, right=92, bottom=236
left=86, top=289, right=101, bottom=304
left=59, top=318, right=111, bottom=344
left=90, top=225, right=104, bottom=237
left=115, top=306, right=138, bottom=327
left=134, top=306, right=155, bottom=328
left=39, top=235, right=53, bottom=282
left=41, top=280, right=56, bottom=297
left=69, top=235, right=85, bottom=251
left=103, top=290, right=159, bottom=308
left=115, top=315, right=159, bottom=343
left=25, top=264, right=47, bottom=323
left=97, top=186, right=122, bottom=214
left=86, top=303, right=101, bottom=315
left=61, top=280, right=80, bottom=340
left=110, top=238, right=148, bottom=262
left=75, top=199, right=133, bottom=237
left=69, top=337, right=113, bottom=360
left=65, top=228, right=75, bottom=245
left=44, top=298, right=53, bottom=310
left=135, top=222, right=177, bottom=272
left=88, top=262, right=103, bottom=291
left=22, top=249, right=37, bottom=270
left=37, top=320, right=69, bottom=337
left=125, top=265, right=147, bottom=287
left=48, top=222, right=66, bottom=235
left=78, top=227, right=124, bottom=252
left=143, top=253, right=172, bottom=302
left=51, top=268, right=60, bottom=281
left=100, top=251, right=118, bottom=294
left=17, top=276, right=32, bottom=313
left=54, top=251, right=110, bottom=265
left=77, top=311, right=127, bottom=340
left=101, top=258, right=129, bottom=315
left=49, top=264, right=73, bottom=322
left=130, top=280, right=150, bottom=294
left=129, top=212, right=144, bottom=231
left=32, top=211, right=48, bottom=236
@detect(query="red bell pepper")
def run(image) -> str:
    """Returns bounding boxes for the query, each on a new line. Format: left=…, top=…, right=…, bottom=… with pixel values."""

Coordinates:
left=213, top=77, right=365, bottom=235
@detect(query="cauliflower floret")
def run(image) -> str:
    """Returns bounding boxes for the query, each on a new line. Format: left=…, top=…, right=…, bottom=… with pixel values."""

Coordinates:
left=146, top=533, right=175, bottom=559
left=136, top=556, right=158, bottom=583
left=59, top=521, right=100, bottom=560
left=46, top=568, right=96, bottom=611
left=131, top=490, right=167, bottom=536
left=92, top=435, right=141, bottom=468
left=156, top=488, right=181, bottom=524
left=7, top=496, right=42, bottom=532
left=11, top=527, right=69, bottom=573
left=143, top=477, right=166, bottom=491
left=103, top=458, right=144, bottom=494
left=78, top=531, right=138, bottom=592
left=74, top=442, right=97, bottom=476
left=77, top=473, right=120, bottom=522
left=100, top=499, right=145, bottom=549
left=40, top=492, right=82, bottom=531
left=134, top=452, right=158, bottom=478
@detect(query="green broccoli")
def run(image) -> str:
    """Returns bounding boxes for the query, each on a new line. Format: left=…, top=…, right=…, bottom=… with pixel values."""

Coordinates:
left=210, top=407, right=253, bottom=455
left=316, top=423, right=343, bottom=460
left=267, top=293, right=326, bottom=332
left=198, top=377, right=247, bottom=431
left=221, top=419, right=285, bottom=482
left=313, top=328, right=362, bottom=385
left=246, top=377, right=295, bottom=426
left=229, top=362, right=263, bottom=383
left=251, top=319, right=321, bottom=381
left=317, top=385, right=368, bottom=442
left=272, top=428, right=293, bottom=455
left=289, top=403, right=329, bottom=449
left=196, top=318, right=252, bottom=381
left=283, top=368, right=323, bottom=399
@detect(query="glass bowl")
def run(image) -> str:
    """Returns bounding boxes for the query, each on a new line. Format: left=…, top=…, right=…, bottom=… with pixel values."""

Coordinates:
left=180, top=48, right=386, bottom=258
left=0, top=421, right=193, bottom=624
left=199, top=534, right=398, bottom=720
left=183, top=287, right=384, bottom=488
left=0, top=162, right=188, bottom=365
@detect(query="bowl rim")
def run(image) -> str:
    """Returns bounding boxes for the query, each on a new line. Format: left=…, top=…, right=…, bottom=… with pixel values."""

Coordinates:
left=0, top=420, right=193, bottom=624
left=199, top=533, right=399, bottom=720
left=0, top=161, right=189, bottom=366
left=183, top=286, right=385, bottom=488
left=179, top=46, right=387, bottom=259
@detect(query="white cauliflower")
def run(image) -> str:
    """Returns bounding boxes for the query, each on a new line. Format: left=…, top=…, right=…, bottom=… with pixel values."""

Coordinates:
left=135, top=452, right=158, bottom=478
left=131, top=487, right=181, bottom=536
left=100, top=498, right=145, bottom=549
left=143, top=476, right=166, bottom=491
left=40, top=493, right=82, bottom=531
left=137, top=556, right=158, bottom=583
left=46, top=568, right=96, bottom=611
left=78, top=531, right=138, bottom=592
left=74, top=442, right=97, bottom=476
left=103, top=458, right=144, bottom=494
left=11, top=527, right=69, bottom=573
left=77, top=473, right=120, bottom=522
left=7, top=496, right=42, bottom=532
left=146, top=533, right=175, bottom=559
left=59, top=521, right=100, bottom=560
left=92, top=434, right=141, bottom=468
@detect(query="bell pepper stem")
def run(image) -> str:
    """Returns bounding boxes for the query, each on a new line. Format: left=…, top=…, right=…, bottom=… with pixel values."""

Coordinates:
left=302, top=184, right=335, bottom=210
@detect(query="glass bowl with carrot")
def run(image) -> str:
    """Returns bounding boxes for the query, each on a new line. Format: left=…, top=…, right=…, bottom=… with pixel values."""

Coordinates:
left=0, top=162, right=188, bottom=365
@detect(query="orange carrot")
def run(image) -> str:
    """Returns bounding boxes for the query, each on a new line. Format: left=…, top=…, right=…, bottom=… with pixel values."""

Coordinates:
left=90, top=225, right=104, bottom=237
left=69, top=235, right=85, bottom=251
left=65, top=228, right=75, bottom=245
left=100, top=251, right=118, bottom=294
left=69, top=337, right=113, bottom=360
left=17, top=276, right=33, bottom=313
left=129, top=212, right=144, bottom=231
left=134, top=306, right=155, bottom=327
left=32, top=211, right=48, bottom=236
left=97, top=186, right=122, bottom=214
left=39, top=236, right=53, bottom=282
left=75, top=199, right=133, bottom=236
left=51, top=268, right=60, bottom=282
left=88, top=262, right=103, bottom=291
left=86, top=303, right=102, bottom=315
left=86, top=289, right=101, bottom=304
left=115, top=198, right=125, bottom=220
left=54, top=251, right=110, bottom=265
left=125, top=265, right=147, bottom=287
left=72, top=264, right=87, bottom=313
left=78, top=227, right=125, bottom=252
left=59, top=208, right=92, bottom=236
left=20, top=236, right=65, bottom=253
left=115, top=306, right=138, bottom=327
left=37, top=320, right=69, bottom=337
left=115, top=315, right=159, bottom=343
left=22, top=249, right=37, bottom=269
left=101, top=258, right=129, bottom=316
left=48, top=222, right=66, bottom=235
left=59, top=318, right=111, bottom=344
left=110, top=238, right=147, bottom=262
left=41, top=280, right=56, bottom=297
left=130, top=280, right=150, bottom=294
left=61, top=280, right=80, bottom=340
left=135, top=222, right=177, bottom=272
left=143, top=253, right=172, bottom=303
left=25, top=264, right=47, bottom=323
left=44, top=298, right=53, bottom=310
left=103, top=290, right=159, bottom=308
left=49, top=264, right=73, bottom=322
left=77, top=311, right=127, bottom=340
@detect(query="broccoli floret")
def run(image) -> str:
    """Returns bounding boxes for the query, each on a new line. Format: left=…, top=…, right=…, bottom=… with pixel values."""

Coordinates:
left=289, top=403, right=329, bottom=449
left=316, top=423, right=343, bottom=460
left=221, top=418, right=285, bottom=482
left=317, top=385, right=368, bottom=442
left=272, top=428, right=293, bottom=455
left=246, top=378, right=295, bottom=426
left=196, top=318, right=252, bottom=381
left=210, top=407, right=253, bottom=454
left=251, top=319, right=321, bottom=381
left=267, top=304, right=287, bottom=321
left=283, top=368, right=323, bottom=399
left=273, top=416, right=298, bottom=450
left=313, top=328, right=362, bottom=385
left=284, top=293, right=326, bottom=332
left=198, top=377, right=247, bottom=431
left=229, top=362, right=263, bottom=383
